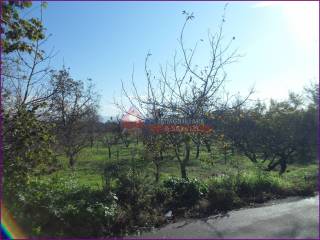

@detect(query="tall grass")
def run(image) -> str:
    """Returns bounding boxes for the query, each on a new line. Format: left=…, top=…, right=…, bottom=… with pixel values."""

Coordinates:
left=204, top=167, right=316, bottom=213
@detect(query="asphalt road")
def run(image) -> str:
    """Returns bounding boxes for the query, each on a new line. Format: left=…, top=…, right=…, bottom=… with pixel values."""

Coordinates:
left=141, top=195, right=319, bottom=238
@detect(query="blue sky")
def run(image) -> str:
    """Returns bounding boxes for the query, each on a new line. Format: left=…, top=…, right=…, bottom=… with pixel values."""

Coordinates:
left=30, top=1, right=319, bottom=117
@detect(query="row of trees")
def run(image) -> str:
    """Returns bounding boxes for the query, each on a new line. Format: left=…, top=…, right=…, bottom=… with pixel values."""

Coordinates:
left=224, top=88, right=318, bottom=174
left=106, top=85, right=317, bottom=181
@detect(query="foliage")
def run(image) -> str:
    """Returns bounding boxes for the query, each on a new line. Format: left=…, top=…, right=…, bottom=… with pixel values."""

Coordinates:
left=207, top=188, right=242, bottom=212
left=235, top=172, right=285, bottom=198
left=223, top=90, right=318, bottom=174
left=2, top=0, right=57, bottom=199
left=2, top=1, right=55, bottom=113
left=7, top=148, right=317, bottom=237
left=13, top=175, right=118, bottom=237
left=103, top=164, right=165, bottom=234
left=205, top=167, right=316, bottom=209
left=143, top=134, right=170, bottom=182
left=1, top=1, right=45, bottom=54
left=163, top=177, right=208, bottom=209
left=49, top=68, right=99, bottom=167
left=3, top=106, right=56, bottom=194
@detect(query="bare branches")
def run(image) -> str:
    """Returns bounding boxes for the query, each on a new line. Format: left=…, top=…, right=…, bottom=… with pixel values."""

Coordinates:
left=2, top=34, right=57, bottom=113
left=116, top=6, right=253, bottom=122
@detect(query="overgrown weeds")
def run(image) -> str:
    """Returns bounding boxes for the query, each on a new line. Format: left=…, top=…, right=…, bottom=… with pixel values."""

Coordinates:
left=7, top=164, right=317, bottom=237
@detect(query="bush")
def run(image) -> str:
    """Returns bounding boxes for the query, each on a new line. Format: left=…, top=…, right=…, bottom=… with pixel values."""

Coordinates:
left=163, top=177, right=208, bottom=209
left=236, top=172, right=284, bottom=198
left=14, top=175, right=118, bottom=237
left=206, top=174, right=237, bottom=190
left=152, top=185, right=173, bottom=210
left=9, top=163, right=316, bottom=237
left=3, top=107, right=56, bottom=194
left=110, top=170, right=164, bottom=234
left=113, top=171, right=152, bottom=204
left=206, top=176, right=242, bottom=212
left=289, top=181, right=316, bottom=197
left=206, top=171, right=289, bottom=209
left=207, top=187, right=242, bottom=212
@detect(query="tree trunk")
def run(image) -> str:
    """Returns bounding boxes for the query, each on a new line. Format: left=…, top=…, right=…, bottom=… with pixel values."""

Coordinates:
left=204, top=140, right=211, bottom=152
left=267, top=158, right=280, bottom=171
left=180, top=141, right=190, bottom=179
left=279, top=157, right=287, bottom=175
left=108, top=145, right=111, bottom=160
left=195, top=144, right=200, bottom=159
left=180, top=161, right=187, bottom=179
left=154, top=150, right=164, bottom=182
left=90, top=137, right=94, bottom=148
left=69, top=154, right=75, bottom=168
left=160, top=149, right=164, bottom=161
left=155, top=161, right=160, bottom=183
left=185, top=141, right=190, bottom=163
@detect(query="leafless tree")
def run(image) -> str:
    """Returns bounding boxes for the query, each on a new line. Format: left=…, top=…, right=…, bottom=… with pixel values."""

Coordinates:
left=116, top=6, right=253, bottom=178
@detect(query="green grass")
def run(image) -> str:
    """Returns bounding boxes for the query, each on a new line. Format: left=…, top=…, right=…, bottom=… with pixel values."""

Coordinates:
left=39, top=141, right=318, bottom=194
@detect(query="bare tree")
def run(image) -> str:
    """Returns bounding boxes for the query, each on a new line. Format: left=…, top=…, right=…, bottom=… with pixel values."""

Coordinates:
left=116, top=6, right=253, bottom=178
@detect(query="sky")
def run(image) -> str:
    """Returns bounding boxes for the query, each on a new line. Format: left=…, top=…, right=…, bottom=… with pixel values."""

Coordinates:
left=28, top=1, right=319, bottom=118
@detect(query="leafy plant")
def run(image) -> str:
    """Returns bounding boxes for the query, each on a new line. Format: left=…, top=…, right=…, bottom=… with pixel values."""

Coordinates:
left=14, top=175, right=118, bottom=237
left=163, top=177, right=208, bottom=209
left=3, top=106, right=56, bottom=195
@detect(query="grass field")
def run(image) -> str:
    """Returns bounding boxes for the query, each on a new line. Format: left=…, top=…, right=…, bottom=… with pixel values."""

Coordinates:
left=41, top=140, right=318, bottom=192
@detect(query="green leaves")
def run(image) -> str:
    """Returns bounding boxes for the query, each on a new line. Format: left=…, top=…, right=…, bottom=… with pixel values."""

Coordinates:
left=223, top=92, right=317, bottom=174
left=41, top=1, right=48, bottom=9
left=3, top=106, right=56, bottom=193
left=163, top=177, right=207, bottom=208
left=12, top=176, right=119, bottom=237
left=2, top=1, right=46, bottom=54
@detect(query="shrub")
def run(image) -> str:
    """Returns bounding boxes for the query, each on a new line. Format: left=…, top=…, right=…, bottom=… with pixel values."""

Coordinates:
left=289, top=181, right=316, bottom=197
left=112, top=170, right=153, bottom=207
left=206, top=176, right=242, bottom=212
left=163, top=177, right=208, bottom=209
left=14, top=175, right=118, bottom=237
left=207, top=187, right=241, bottom=212
left=110, top=170, right=164, bottom=233
left=152, top=185, right=173, bottom=210
left=3, top=107, right=56, bottom=194
left=206, top=174, right=237, bottom=190
left=236, top=171, right=286, bottom=198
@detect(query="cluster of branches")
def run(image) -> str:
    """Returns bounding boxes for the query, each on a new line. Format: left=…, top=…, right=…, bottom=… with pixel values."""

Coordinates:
left=117, top=8, right=253, bottom=179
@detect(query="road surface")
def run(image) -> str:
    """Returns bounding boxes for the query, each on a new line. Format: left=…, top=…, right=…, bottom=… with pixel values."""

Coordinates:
left=141, top=195, right=319, bottom=238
